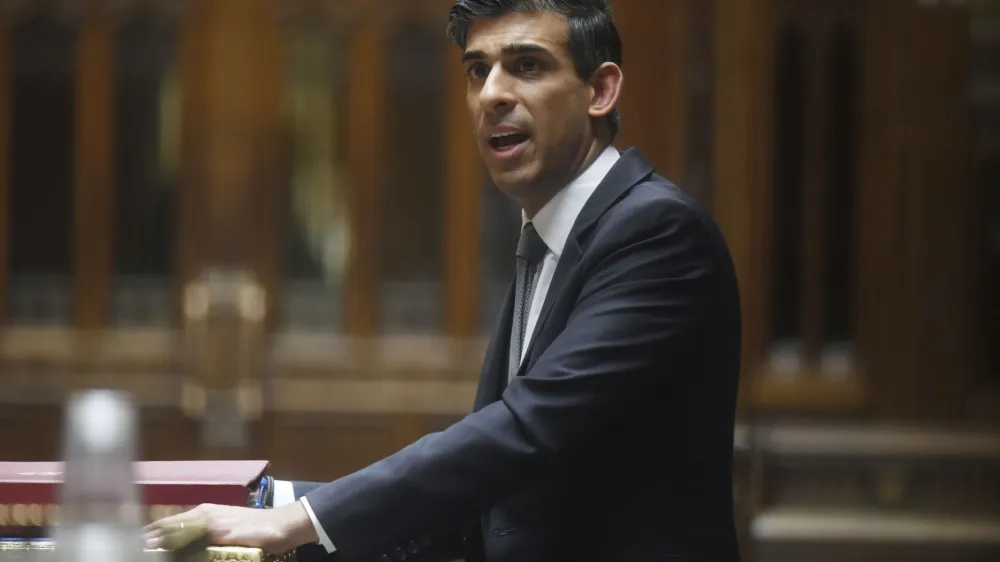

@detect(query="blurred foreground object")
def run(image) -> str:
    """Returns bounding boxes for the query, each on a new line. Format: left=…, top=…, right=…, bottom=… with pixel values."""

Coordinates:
left=182, top=269, right=268, bottom=451
left=48, top=390, right=149, bottom=562
left=0, top=389, right=291, bottom=561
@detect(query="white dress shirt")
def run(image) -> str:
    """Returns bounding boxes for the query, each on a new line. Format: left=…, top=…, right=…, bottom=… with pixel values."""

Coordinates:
left=515, top=144, right=620, bottom=365
left=274, top=144, right=621, bottom=553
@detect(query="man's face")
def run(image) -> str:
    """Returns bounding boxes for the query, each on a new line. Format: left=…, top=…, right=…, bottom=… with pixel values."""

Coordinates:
left=462, top=12, right=596, bottom=210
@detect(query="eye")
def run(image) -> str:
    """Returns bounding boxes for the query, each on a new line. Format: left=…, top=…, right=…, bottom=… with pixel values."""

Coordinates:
left=516, top=57, right=540, bottom=74
left=466, top=62, right=488, bottom=79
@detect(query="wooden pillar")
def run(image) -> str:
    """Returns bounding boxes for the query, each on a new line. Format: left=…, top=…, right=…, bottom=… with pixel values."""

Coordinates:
left=73, top=3, right=116, bottom=331
left=661, top=0, right=691, bottom=185
left=344, top=22, right=385, bottom=338
left=605, top=0, right=692, bottom=184
left=857, top=0, right=908, bottom=419
left=173, top=0, right=284, bottom=457
left=798, top=16, right=831, bottom=368
left=858, top=0, right=912, bottom=420
left=247, top=6, right=284, bottom=332
left=443, top=52, right=481, bottom=339
left=861, top=0, right=972, bottom=420
left=611, top=0, right=665, bottom=167
left=176, top=0, right=209, bottom=313
left=0, top=15, right=9, bottom=324
left=176, top=0, right=284, bottom=324
left=967, top=2, right=1000, bottom=421
left=900, top=0, right=971, bottom=419
left=712, top=0, right=776, bottom=411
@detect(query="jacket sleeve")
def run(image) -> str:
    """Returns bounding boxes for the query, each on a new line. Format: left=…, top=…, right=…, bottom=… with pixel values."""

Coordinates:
left=292, top=481, right=325, bottom=499
left=302, top=199, right=723, bottom=561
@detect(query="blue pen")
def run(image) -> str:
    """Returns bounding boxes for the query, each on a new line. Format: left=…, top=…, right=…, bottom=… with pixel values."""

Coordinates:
left=254, top=475, right=269, bottom=509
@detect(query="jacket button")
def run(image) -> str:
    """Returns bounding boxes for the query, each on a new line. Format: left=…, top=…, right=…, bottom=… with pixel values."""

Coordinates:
left=378, top=554, right=392, bottom=562
left=393, top=547, right=407, bottom=561
left=407, top=541, right=420, bottom=554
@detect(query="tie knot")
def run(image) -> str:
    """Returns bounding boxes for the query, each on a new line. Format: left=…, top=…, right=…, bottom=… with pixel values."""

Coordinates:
left=517, top=223, right=548, bottom=264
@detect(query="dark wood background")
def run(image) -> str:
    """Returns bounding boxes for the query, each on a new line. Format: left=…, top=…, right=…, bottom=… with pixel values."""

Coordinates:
left=1, top=0, right=998, bottom=559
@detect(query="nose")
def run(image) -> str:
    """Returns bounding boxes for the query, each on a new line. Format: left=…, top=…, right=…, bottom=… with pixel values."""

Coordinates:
left=478, top=65, right=517, bottom=116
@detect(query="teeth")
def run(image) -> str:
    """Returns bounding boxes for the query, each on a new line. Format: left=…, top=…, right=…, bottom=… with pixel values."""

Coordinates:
left=491, top=131, right=521, bottom=138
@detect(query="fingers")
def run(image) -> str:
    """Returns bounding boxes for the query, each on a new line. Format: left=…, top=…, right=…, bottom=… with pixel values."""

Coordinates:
left=141, top=528, right=164, bottom=550
left=143, top=505, right=211, bottom=550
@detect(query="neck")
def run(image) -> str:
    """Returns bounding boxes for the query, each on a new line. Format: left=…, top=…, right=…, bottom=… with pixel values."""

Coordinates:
left=521, top=139, right=609, bottom=219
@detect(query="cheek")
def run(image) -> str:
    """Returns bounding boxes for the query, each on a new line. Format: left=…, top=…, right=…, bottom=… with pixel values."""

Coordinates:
left=465, top=93, right=480, bottom=125
left=536, top=98, right=586, bottom=142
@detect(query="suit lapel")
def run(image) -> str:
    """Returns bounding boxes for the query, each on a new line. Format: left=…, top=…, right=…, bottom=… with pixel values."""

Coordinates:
left=514, top=148, right=655, bottom=375
left=510, top=237, right=583, bottom=379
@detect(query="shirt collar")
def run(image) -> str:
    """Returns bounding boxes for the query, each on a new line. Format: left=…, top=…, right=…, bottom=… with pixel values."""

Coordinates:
left=522, top=144, right=620, bottom=258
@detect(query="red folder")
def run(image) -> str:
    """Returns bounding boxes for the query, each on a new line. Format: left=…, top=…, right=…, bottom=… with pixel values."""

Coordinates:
left=0, top=460, right=270, bottom=534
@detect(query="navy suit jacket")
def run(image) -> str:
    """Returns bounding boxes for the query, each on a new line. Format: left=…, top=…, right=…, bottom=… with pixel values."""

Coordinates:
left=291, top=148, right=742, bottom=562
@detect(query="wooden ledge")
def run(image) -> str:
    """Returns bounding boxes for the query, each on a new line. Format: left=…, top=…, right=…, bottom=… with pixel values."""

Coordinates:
left=0, top=327, right=488, bottom=379
left=752, top=507, right=1000, bottom=544
left=755, top=423, right=1000, bottom=459
left=749, top=372, right=868, bottom=412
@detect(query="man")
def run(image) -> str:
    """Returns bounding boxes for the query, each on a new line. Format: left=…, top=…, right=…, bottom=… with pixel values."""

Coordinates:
left=145, top=1, right=742, bottom=561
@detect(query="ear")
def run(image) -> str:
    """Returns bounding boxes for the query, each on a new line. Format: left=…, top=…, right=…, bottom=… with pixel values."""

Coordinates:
left=587, top=62, right=623, bottom=120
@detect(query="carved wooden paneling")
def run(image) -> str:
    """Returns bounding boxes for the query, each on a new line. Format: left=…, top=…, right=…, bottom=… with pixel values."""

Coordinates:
left=753, top=1, right=867, bottom=412
left=0, top=0, right=996, bottom=449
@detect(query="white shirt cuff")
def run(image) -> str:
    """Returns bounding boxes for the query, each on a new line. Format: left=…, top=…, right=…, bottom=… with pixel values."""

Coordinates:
left=300, top=495, right=337, bottom=553
left=272, top=479, right=296, bottom=507
left=272, top=480, right=336, bottom=553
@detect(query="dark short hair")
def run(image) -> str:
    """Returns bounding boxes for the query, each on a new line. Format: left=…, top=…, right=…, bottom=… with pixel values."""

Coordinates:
left=447, top=0, right=622, bottom=139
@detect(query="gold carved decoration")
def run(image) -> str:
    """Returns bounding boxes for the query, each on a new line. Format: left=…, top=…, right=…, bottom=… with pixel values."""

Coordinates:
left=182, top=268, right=267, bottom=450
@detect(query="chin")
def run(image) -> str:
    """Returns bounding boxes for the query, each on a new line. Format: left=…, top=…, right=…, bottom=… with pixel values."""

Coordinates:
left=488, top=165, right=539, bottom=197
left=489, top=175, right=533, bottom=203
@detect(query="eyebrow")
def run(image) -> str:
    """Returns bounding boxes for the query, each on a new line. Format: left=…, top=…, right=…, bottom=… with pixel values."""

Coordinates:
left=461, top=42, right=553, bottom=63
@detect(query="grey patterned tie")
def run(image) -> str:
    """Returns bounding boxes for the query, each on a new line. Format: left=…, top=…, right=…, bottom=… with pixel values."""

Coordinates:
left=508, top=222, right=548, bottom=382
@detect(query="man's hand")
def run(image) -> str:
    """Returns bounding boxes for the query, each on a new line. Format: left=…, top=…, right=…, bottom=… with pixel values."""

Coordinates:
left=142, top=502, right=318, bottom=554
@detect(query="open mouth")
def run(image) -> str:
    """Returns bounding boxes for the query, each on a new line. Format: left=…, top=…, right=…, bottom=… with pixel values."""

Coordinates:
left=488, top=131, right=530, bottom=152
